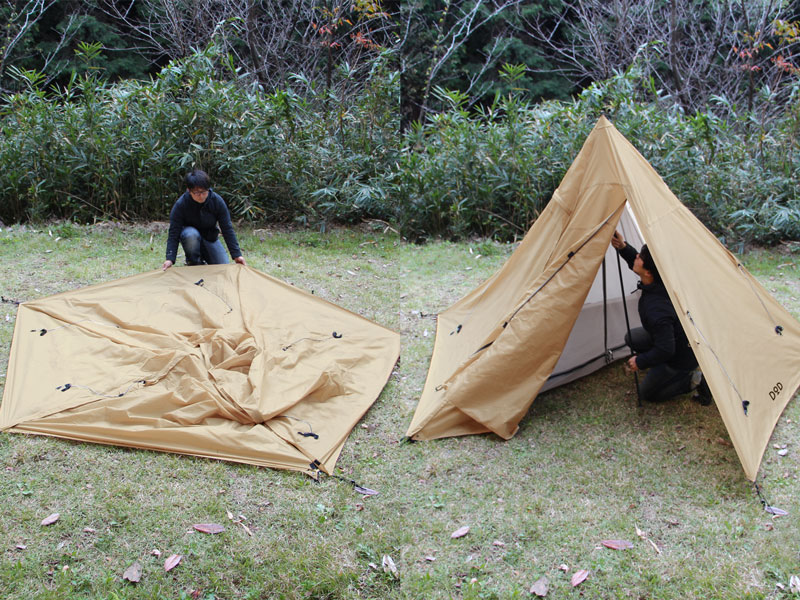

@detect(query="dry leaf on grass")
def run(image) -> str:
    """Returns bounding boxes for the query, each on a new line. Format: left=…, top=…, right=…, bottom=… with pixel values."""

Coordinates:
left=151, top=549, right=161, bottom=557
left=41, top=513, right=60, bottom=526
left=790, top=574, right=800, bottom=593
left=601, top=539, right=634, bottom=550
left=193, top=523, right=225, bottom=534
left=530, top=576, right=549, bottom=596
left=238, top=521, right=253, bottom=536
left=571, top=569, right=590, bottom=587
left=492, top=540, right=505, bottom=547
left=15, top=544, right=26, bottom=550
left=450, top=526, right=470, bottom=539
left=122, top=562, right=142, bottom=583
left=164, top=554, right=182, bottom=572
left=382, top=555, right=399, bottom=578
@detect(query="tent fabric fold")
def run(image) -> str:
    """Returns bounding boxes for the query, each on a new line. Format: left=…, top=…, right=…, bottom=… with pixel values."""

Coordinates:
left=1, top=264, right=400, bottom=476
left=407, top=116, right=800, bottom=481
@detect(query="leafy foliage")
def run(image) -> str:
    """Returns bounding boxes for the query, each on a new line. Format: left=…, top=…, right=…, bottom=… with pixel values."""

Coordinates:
left=391, top=63, right=800, bottom=243
left=1, top=42, right=798, bottom=246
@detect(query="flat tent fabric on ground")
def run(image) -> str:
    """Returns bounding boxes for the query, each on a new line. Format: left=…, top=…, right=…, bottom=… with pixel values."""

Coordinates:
left=406, top=116, right=800, bottom=482
left=1, top=264, right=401, bottom=476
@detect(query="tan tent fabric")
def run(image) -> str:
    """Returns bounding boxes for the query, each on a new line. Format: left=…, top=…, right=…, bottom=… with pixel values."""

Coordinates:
left=407, top=116, right=800, bottom=481
left=1, top=264, right=400, bottom=476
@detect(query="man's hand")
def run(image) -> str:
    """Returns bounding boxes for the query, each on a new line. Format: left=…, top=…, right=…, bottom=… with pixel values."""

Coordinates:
left=235, top=256, right=247, bottom=266
left=611, top=230, right=626, bottom=250
left=162, top=260, right=173, bottom=271
left=626, top=355, right=639, bottom=372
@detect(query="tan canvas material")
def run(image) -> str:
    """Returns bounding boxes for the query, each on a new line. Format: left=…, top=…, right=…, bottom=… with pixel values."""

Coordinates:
left=1, top=264, right=400, bottom=476
left=407, top=116, right=800, bottom=481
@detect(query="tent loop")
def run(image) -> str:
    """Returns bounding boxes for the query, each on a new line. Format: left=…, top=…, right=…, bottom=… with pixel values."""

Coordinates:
left=282, top=332, right=344, bottom=352
left=31, top=319, right=120, bottom=336
left=736, top=265, right=783, bottom=335
left=276, top=415, right=319, bottom=439
left=55, top=379, right=147, bottom=399
left=193, top=278, right=234, bottom=314
left=686, top=310, right=748, bottom=414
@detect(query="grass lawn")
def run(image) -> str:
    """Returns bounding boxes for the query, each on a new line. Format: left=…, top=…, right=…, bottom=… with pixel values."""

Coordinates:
left=0, top=221, right=798, bottom=599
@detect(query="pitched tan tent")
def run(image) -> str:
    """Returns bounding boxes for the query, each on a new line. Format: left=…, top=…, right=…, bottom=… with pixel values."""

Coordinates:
left=1, top=265, right=400, bottom=477
left=407, top=116, right=800, bottom=481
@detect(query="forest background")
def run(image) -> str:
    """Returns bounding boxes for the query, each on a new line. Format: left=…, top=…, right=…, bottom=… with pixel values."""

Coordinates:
left=1, top=0, right=800, bottom=246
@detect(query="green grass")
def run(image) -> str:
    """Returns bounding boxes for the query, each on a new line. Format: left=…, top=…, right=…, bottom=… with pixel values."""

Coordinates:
left=1, top=223, right=799, bottom=599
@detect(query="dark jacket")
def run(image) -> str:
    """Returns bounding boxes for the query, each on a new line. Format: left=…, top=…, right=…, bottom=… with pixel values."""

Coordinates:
left=619, top=244, right=697, bottom=371
left=165, top=190, right=242, bottom=263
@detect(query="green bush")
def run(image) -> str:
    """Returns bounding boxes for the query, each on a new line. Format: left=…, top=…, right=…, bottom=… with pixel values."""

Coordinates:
left=0, top=43, right=400, bottom=229
left=390, top=64, right=800, bottom=244
left=0, top=44, right=797, bottom=246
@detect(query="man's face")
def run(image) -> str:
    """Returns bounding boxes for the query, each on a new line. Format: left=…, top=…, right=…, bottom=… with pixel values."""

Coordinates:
left=633, top=253, right=648, bottom=279
left=188, top=187, right=209, bottom=203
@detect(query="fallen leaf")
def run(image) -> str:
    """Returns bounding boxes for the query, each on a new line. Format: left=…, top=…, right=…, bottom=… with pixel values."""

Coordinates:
left=790, top=574, right=800, bottom=593
left=530, top=576, right=549, bottom=596
left=382, top=555, right=399, bottom=578
left=238, top=521, right=253, bottom=536
left=123, top=562, right=142, bottom=583
left=492, top=540, right=505, bottom=547
left=83, top=527, right=96, bottom=533
left=451, top=526, right=470, bottom=539
left=164, top=554, right=182, bottom=572
left=636, top=526, right=645, bottom=538
left=226, top=510, right=234, bottom=520
left=558, top=564, right=569, bottom=572
left=764, top=522, right=774, bottom=531
left=41, top=513, right=60, bottom=526
left=777, top=449, right=788, bottom=456
left=601, top=539, right=634, bottom=550
left=193, top=523, right=225, bottom=534
left=424, top=555, right=436, bottom=562
left=151, top=549, right=161, bottom=557
left=15, top=544, right=26, bottom=550
left=355, top=503, right=364, bottom=511
left=571, top=569, right=590, bottom=587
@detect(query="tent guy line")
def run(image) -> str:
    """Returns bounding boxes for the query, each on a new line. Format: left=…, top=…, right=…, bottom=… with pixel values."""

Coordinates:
left=736, top=264, right=784, bottom=335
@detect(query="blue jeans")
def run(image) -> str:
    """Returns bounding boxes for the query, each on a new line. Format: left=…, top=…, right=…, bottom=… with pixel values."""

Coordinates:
left=625, top=327, right=693, bottom=403
left=180, top=227, right=229, bottom=265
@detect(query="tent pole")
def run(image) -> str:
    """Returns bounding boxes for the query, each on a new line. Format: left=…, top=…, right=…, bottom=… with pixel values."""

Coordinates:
left=616, top=247, right=641, bottom=406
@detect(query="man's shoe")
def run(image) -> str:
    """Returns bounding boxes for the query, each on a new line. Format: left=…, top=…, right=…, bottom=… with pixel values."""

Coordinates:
left=692, top=375, right=712, bottom=406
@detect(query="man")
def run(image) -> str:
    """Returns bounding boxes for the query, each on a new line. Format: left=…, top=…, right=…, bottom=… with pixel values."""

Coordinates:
left=162, top=170, right=247, bottom=270
left=611, top=230, right=710, bottom=404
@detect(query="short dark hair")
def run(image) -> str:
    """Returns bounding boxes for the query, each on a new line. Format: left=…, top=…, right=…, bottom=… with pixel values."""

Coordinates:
left=185, top=169, right=211, bottom=190
left=639, top=244, right=660, bottom=281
